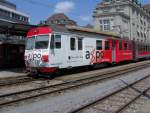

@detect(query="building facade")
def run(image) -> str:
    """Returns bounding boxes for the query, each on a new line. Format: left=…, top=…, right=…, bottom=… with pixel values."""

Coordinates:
left=0, top=0, right=31, bottom=68
left=0, top=0, right=29, bottom=24
left=93, top=0, right=150, bottom=43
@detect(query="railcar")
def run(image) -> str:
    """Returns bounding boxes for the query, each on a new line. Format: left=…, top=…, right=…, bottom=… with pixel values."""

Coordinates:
left=133, top=42, right=150, bottom=60
left=24, top=25, right=149, bottom=76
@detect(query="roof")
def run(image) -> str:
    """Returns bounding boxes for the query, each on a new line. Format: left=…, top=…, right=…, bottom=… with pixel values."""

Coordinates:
left=143, top=4, right=150, bottom=10
left=0, top=4, right=29, bottom=17
left=45, top=13, right=77, bottom=26
left=0, top=20, right=36, bottom=36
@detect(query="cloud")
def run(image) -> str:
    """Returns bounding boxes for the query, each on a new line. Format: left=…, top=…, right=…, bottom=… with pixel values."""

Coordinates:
left=79, top=16, right=91, bottom=22
left=54, top=1, right=75, bottom=13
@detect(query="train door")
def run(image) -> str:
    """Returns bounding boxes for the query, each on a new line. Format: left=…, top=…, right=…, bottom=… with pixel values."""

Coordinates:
left=112, top=40, right=116, bottom=63
left=67, top=36, right=84, bottom=67
left=50, top=34, right=64, bottom=67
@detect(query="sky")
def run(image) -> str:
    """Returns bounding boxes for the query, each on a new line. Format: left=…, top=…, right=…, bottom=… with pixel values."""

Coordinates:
left=8, top=0, right=150, bottom=26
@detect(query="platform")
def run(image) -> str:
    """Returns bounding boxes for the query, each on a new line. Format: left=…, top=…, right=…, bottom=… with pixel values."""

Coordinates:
left=141, top=100, right=150, bottom=113
left=0, top=68, right=26, bottom=79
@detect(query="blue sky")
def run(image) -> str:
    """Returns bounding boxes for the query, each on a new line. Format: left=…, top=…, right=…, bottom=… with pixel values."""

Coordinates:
left=9, top=0, right=150, bottom=26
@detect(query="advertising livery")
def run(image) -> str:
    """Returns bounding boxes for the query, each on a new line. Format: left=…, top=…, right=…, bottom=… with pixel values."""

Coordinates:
left=25, top=25, right=150, bottom=76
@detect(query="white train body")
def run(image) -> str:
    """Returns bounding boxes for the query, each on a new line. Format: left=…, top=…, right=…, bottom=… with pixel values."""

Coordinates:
left=25, top=25, right=134, bottom=74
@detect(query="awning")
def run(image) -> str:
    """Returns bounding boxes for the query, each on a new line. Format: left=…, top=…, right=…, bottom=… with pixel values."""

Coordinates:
left=0, top=20, right=37, bottom=36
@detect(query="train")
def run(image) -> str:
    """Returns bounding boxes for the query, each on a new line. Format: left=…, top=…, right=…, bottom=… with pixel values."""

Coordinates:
left=24, top=25, right=150, bottom=76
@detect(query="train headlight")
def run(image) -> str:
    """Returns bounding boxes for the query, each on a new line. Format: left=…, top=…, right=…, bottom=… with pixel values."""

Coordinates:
left=42, top=55, right=49, bottom=62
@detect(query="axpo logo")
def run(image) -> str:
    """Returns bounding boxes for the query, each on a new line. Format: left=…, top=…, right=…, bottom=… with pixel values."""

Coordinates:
left=32, top=53, right=42, bottom=60
left=26, top=53, right=42, bottom=61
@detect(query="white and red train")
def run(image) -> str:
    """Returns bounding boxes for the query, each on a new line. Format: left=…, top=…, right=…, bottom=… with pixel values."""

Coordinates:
left=24, top=25, right=150, bottom=75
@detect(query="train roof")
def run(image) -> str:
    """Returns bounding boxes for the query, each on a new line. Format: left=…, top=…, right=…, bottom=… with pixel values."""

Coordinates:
left=45, top=24, right=120, bottom=38
left=66, top=25, right=120, bottom=38
left=27, top=24, right=123, bottom=39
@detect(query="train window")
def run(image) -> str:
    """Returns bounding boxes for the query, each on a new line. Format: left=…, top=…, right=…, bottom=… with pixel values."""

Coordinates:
left=55, top=35, right=61, bottom=49
left=96, top=40, right=102, bottom=50
left=142, top=46, right=144, bottom=51
left=119, top=41, right=122, bottom=50
left=50, top=35, right=61, bottom=49
left=140, top=45, right=143, bottom=51
left=70, top=38, right=76, bottom=50
left=145, top=46, right=147, bottom=52
left=105, top=41, right=110, bottom=50
left=78, top=38, right=83, bottom=50
left=128, top=43, right=132, bottom=50
left=50, top=35, right=54, bottom=49
left=124, top=43, right=128, bottom=50
left=35, top=35, right=49, bottom=49
left=26, top=37, right=35, bottom=50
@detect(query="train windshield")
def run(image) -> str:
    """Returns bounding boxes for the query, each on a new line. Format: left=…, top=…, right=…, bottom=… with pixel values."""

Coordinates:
left=35, top=35, right=49, bottom=49
left=26, top=35, right=49, bottom=50
left=26, top=36, right=35, bottom=50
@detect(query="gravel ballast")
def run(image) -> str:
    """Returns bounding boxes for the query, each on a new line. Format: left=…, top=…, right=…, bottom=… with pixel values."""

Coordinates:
left=1, top=67, right=150, bottom=113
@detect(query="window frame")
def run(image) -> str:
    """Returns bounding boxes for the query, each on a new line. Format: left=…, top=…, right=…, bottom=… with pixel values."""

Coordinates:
left=70, top=37, right=76, bottom=51
left=50, top=34, right=61, bottom=49
left=124, top=42, right=128, bottom=50
left=77, top=37, right=83, bottom=51
left=119, top=41, right=122, bottom=50
left=96, top=40, right=102, bottom=50
left=54, top=34, right=61, bottom=49
left=105, top=41, right=110, bottom=50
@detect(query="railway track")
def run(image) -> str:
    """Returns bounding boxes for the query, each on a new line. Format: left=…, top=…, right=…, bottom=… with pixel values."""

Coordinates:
left=71, top=74, right=150, bottom=113
left=0, top=61, right=150, bottom=107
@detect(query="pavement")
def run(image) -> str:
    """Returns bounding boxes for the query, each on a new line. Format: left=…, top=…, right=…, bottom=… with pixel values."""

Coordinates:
left=1, top=66, right=150, bottom=113
left=0, top=68, right=26, bottom=79
left=141, top=100, right=150, bottom=113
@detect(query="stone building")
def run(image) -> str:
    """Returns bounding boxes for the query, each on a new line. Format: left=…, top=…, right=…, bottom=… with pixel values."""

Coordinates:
left=93, top=0, right=150, bottom=43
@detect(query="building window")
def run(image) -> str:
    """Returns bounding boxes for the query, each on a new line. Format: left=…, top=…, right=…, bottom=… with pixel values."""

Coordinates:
left=137, top=31, right=140, bottom=37
left=100, top=25, right=103, bottom=30
left=103, top=8, right=110, bottom=13
left=103, top=0, right=112, bottom=2
left=144, top=33, right=147, bottom=38
left=99, top=20, right=103, bottom=24
left=140, top=19, right=143, bottom=25
left=103, top=19, right=110, bottom=31
left=141, top=32, right=143, bottom=38
left=99, top=19, right=110, bottom=31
